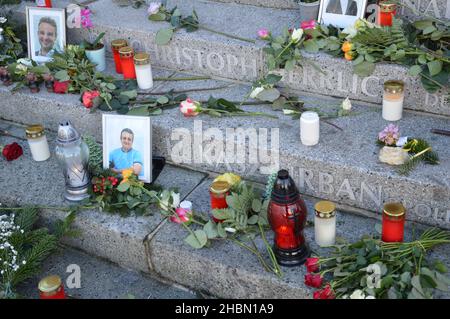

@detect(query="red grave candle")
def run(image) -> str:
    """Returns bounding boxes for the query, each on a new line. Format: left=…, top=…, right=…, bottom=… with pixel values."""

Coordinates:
left=210, top=181, right=230, bottom=223
left=111, top=39, right=128, bottom=74
left=38, top=275, right=66, bottom=299
left=119, top=46, right=136, bottom=80
left=36, top=0, right=52, bottom=7
left=378, top=2, right=397, bottom=27
left=382, top=202, right=405, bottom=242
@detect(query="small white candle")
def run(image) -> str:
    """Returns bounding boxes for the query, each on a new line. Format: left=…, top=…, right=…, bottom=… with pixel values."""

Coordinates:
left=382, top=80, right=405, bottom=121
left=26, top=125, right=50, bottom=162
left=300, top=111, right=319, bottom=146
left=179, top=200, right=193, bottom=213
left=314, top=201, right=336, bottom=247
left=134, top=53, right=153, bottom=90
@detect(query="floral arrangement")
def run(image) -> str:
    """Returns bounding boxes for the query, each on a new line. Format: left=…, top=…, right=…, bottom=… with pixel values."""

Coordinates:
left=147, top=2, right=255, bottom=45
left=304, top=228, right=450, bottom=299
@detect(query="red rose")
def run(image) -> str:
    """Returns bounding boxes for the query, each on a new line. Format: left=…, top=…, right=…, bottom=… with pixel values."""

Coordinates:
left=305, top=257, right=320, bottom=273
left=53, top=80, right=70, bottom=94
left=2, top=142, right=23, bottom=161
left=305, top=273, right=323, bottom=288
left=82, top=90, right=100, bottom=109
left=313, top=284, right=335, bottom=300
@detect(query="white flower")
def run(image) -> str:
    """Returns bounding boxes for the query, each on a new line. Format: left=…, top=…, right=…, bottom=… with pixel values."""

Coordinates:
left=17, top=58, right=33, bottom=67
left=291, top=28, right=304, bottom=43
left=250, top=87, right=264, bottom=99
left=0, top=17, right=7, bottom=24
left=171, top=192, right=180, bottom=209
left=224, top=227, right=236, bottom=233
left=147, top=2, right=161, bottom=15
left=349, top=289, right=365, bottom=299
left=179, top=98, right=201, bottom=117
left=282, top=109, right=296, bottom=115
left=341, top=97, right=352, bottom=111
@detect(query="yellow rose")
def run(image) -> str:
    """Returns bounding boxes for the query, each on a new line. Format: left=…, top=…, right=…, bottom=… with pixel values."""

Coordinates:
left=120, top=168, right=134, bottom=184
left=213, top=173, right=241, bottom=188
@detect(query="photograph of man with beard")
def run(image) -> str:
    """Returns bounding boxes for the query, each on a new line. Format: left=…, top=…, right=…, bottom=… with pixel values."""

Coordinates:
left=35, top=17, right=58, bottom=58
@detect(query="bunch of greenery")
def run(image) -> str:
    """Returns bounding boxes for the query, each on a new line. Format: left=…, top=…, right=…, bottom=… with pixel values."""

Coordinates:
left=397, top=138, right=439, bottom=176
left=5, top=61, right=50, bottom=90
left=0, top=207, right=76, bottom=299
left=0, top=15, right=24, bottom=66
left=128, top=89, right=188, bottom=116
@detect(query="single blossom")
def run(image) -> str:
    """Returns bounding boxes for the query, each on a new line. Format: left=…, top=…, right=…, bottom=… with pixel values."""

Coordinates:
left=170, top=207, right=192, bottom=224
left=300, top=20, right=316, bottom=30
left=378, top=124, right=400, bottom=146
left=313, top=284, right=335, bottom=299
left=283, top=109, right=296, bottom=115
left=304, top=273, right=323, bottom=288
left=82, top=90, right=100, bottom=108
left=257, top=28, right=270, bottom=40
left=120, top=168, right=134, bottom=184
left=341, top=41, right=354, bottom=53
left=291, top=28, right=304, bottom=43
left=2, top=142, right=23, bottom=161
left=81, top=8, right=93, bottom=29
left=305, top=257, right=320, bottom=273
left=180, top=98, right=201, bottom=117
left=0, top=17, right=7, bottom=24
left=249, top=87, right=264, bottom=99
left=224, top=227, right=237, bottom=233
left=53, top=80, right=70, bottom=94
left=341, top=97, right=352, bottom=111
left=148, top=2, right=162, bottom=15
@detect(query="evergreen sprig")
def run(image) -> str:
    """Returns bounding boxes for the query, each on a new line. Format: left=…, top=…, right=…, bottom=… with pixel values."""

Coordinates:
left=397, top=138, right=439, bottom=176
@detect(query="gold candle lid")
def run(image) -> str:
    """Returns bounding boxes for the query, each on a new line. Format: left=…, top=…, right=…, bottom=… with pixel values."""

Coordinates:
left=383, top=202, right=405, bottom=217
left=111, top=39, right=128, bottom=49
left=134, top=52, right=150, bottom=65
left=26, top=124, right=45, bottom=139
left=118, top=46, right=134, bottom=58
left=315, top=201, right=336, bottom=218
left=210, top=181, right=230, bottom=195
left=384, top=80, right=404, bottom=94
left=379, top=3, right=397, bottom=13
left=38, top=275, right=62, bottom=293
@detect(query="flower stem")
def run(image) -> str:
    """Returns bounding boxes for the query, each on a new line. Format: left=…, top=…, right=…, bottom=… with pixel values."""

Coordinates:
left=181, top=20, right=255, bottom=43
left=153, top=76, right=211, bottom=82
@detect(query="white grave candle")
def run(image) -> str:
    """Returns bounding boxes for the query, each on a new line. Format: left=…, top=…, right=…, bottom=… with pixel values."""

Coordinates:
left=26, top=125, right=50, bottom=162
left=134, top=53, right=153, bottom=90
left=314, top=201, right=337, bottom=247
left=300, top=111, right=320, bottom=146
left=382, top=80, right=405, bottom=121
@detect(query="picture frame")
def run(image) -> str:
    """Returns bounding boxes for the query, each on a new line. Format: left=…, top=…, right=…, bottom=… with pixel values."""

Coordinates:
left=318, top=0, right=369, bottom=29
left=26, top=6, right=66, bottom=64
left=102, top=114, right=152, bottom=183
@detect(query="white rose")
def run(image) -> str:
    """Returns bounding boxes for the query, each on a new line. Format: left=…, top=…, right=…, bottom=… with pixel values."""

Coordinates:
left=291, top=28, right=304, bottom=43
left=171, top=192, right=181, bottom=209
left=0, top=17, right=7, bottom=24
left=250, top=87, right=264, bottom=99
left=341, top=97, right=352, bottom=111
left=224, top=227, right=236, bottom=233
left=350, top=289, right=365, bottom=299
left=283, top=109, right=296, bottom=115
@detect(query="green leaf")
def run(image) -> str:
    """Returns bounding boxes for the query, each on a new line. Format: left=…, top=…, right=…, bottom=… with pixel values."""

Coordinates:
left=149, top=108, right=163, bottom=116
left=418, top=55, right=427, bottom=65
left=203, top=220, right=218, bottom=239
left=356, top=255, right=367, bottom=265
left=247, top=215, right=259, bottom=225
left=184, top=230, right=208, bottom=249
left=251, top=199, right=262, bottom=213
left=352, top=55, right=364, bottom=65
left=172, top=9, right=182, bottom=17
left=119, top=94, right=129, bottom=105
left=54, top=70, right=70, bottom=82
left=265, top=74, right=282, bottom=85
left=354, top=61, right=375, bottom=77
left=217, top=223, right=227, bottom=238
left=422, top=25, right=437, bottom=35
left=434, top=260, right=448, bottom=273
left=285, top=59, right=296, bottom=71
left=157, top=96, right=169, bottom=104
left=255, top=88, right=280, bottom=102
left=117, top=182, right=130, bottom=192
left=304, top=40, right=319, bottom=53
left=409, top=65, right=422, bottom=76
left=149, top=12, right=167, bottom=21
left=427, top=60, right=443, bottom=76
left=411, top=275, right=425, bottom=296
left=413, top=20, right=434, bottom=30
left=155, top=28, right=174, bottom=45
left=120, top=90, right=137, bottom=99
left=127, top=106, right=149, bottom=116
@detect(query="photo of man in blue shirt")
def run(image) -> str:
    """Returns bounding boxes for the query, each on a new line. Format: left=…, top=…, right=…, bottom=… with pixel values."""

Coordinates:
left=109, top=128, right=144, bottom=178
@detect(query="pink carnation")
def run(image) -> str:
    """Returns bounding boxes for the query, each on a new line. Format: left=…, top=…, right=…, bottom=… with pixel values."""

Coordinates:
left=257, top=28, right=270, bottom=40
left=301, top=20, right=316, bottom=30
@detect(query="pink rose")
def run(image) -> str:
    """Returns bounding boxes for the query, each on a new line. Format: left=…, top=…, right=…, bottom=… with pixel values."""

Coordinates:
left=301, top=20, right=316, bottom=30
left=82, top=90, right=101, bottom=108
left=180, top=98, right=201, bottom=117
left=170, top=207, right=192, bottom=224
left=257, top=28, right=270, bottom=40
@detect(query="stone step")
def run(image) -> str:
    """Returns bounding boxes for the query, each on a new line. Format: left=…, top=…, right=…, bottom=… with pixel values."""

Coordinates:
left=206, top=0, right=298, bottom=9
left=9, top=0, right=449, bottom=117
left=1, top=124, right=449, bottom=299
left=16, top=246, right=199, bottom=299
left=1, top=66, right=449, bottom=229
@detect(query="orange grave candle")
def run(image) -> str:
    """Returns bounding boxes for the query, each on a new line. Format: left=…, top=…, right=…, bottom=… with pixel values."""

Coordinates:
left=39, top=275, right=66, bottom=299
left=378, top=2, right=397, bottom=27
left=119, top=46, right=136, bottom=80
left=382, top=203, right=406, bottom=243
left=111, top=39, right=128, bottom=74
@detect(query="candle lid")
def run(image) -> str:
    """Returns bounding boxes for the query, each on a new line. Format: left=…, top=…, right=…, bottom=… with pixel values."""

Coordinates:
left=38, top=275, right=62, bottom=293
left=111, top=39, right=128, bottom=49
left=210, top=181, right=230, bottom=195
left=119, top=46, right=134, bottom=57
left=300, top=111, right=319, bottom=122
left=315, top=201, right=336, bottom=218
left=379, top=3, right=397, bottom=13
left=134, top=52, right=150, bottom=65
left=26, top=124, right=45, bottom=139
left=270, top=170, right=300, bottom=204
left=383, top=202, right=405, bottom=217
left=384, top=80, right=404, bottom=94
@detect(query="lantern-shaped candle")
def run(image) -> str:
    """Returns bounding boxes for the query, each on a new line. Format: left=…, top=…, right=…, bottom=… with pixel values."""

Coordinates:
left=111, top=39, right=128, bottom=74
left=300, top=111, right=320, bottom=146
left=382, top=202, right=405, bottom=242
left=119, top=46, right=136, bottom=80
left=268, top=170, right=310, bottom=266
left=134, top=52, right=154, bottom=90
left=210, top=181, right=230, bottom=223
left=314, top=201, right=337, bottom=247
left=26, top=124, right=51, bottom=162
left=39, top=275, right=66, bottom=299
left=382, top=80, right=405, bottom=122
left=378, top=2, right=397, bottom=27
left=54, top=121, right=90, bottom=202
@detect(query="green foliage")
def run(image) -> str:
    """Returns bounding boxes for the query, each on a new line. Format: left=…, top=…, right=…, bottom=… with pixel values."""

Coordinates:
left=127, top=89, right=187, bottom=116
left=83, top=135, right=103, bottom=176
left=80, top=32, right=106, bottom=50
left=0, top=15, right=25, bottom=66
left=397, top=138, right=439, bottom=176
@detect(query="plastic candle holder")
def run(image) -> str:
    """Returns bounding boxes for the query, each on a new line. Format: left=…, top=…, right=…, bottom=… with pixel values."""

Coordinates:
left=134, top=52, right=154, bottom=90
left=209, top=181, right=230, bottom=223
left=382, top=80, right=405, bottom=121
left=26, top=124, right=51, bottom=162
left=314, top=201, right=337, bottom=247
left=382, top=202, right=406, bottom=243
left=378, top=2, right=397, bottom=27
left=300, top=111, right=320, bottom=146
left=111, top=39, right=128, bottom=74
left=119, top=46, right=136, bottom=80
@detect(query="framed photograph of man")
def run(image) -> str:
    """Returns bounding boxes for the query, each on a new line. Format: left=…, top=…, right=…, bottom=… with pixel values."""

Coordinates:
left=26, top=7, right=66, bottom=64
left=318, top=0, right=368, bottom=28
left=102, top=114, right=152, bottom=183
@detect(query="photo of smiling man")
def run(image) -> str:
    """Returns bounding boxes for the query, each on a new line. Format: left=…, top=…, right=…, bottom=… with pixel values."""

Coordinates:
left=26, top=7, right=66, bottom=63
left=109, top=128, right=144, bottom=178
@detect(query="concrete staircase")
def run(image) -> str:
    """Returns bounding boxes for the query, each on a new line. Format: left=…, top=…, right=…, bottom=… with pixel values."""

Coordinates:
left=1, top=0, right=449, bottom=298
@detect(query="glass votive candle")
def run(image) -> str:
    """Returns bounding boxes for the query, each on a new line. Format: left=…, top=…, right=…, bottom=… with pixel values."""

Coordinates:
left=209, top=181, right=230, bottom=223
left=314, top=201, right=336, bottom=247
left=300, top=111, right=320, bottom=146
left=111, top=39, right=128, bottom=74
left=378, top=2, right=397, bottom=27
left=134, top=52, right=154, bottom=90
left=119, top=46, right=136, bottom=80
left=38, top=275, right=66, bottom=299
left=26, top=124, right=51, bottom=162
left=382, top=80, right=405, bottom=121
left=382, top=202, right=406, bottom=243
